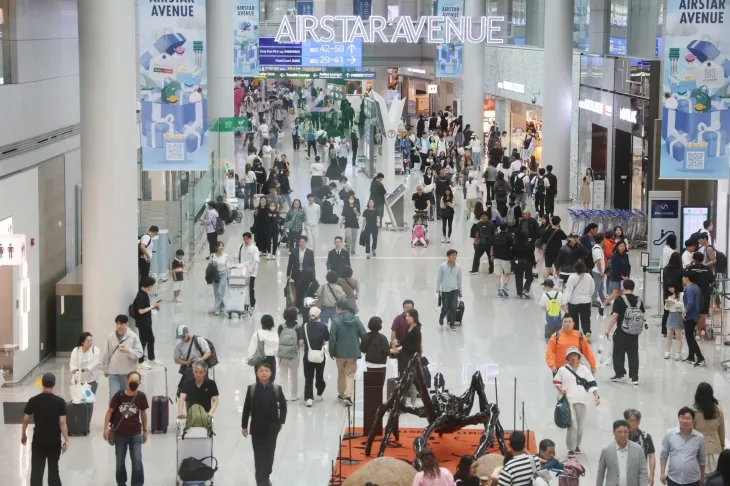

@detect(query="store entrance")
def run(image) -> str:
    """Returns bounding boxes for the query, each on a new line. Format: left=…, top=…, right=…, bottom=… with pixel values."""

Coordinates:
left=613, top=129, right=632, bottom=210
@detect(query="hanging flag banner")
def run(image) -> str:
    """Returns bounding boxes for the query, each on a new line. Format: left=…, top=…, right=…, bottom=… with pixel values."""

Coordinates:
left=660, top=0, right=730, bottom=180
left=234, top=0, right=260, bottom=77
left=354, top=0, right=372, bottom=20
left=435, top=0, right=464, bottom=78
left=138, top=0, right=209, bottom=171
left=296, top=1, right=313, bottom=15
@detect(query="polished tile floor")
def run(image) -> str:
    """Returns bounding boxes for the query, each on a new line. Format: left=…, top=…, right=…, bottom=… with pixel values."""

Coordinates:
left=3, top=131, right=730, bottom=486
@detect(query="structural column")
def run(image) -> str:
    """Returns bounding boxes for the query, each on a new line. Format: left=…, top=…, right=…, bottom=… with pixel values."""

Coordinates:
left=462, top=0, right=486, bottom=143
left=542, top=0, right=573, bottom=202
left=588, top=0, right=610, bottom=55
left=208, top=0, right=235, bottom=171
left=372, top=67, right=389, bottom=99
left=78, top=0, right=138, bottom=336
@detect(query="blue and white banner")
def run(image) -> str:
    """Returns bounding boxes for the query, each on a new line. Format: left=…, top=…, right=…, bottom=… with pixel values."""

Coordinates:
left=435, top=0, right=463, bottom=78
left=138, top=0, right=209, bottom=171
left=296, top=0, right=313, bottom=15
left=234, top=0, right=260, bottom=77
left=660, top=0, right=730, bottom=180
left=354, top=0, right=372, bottom=20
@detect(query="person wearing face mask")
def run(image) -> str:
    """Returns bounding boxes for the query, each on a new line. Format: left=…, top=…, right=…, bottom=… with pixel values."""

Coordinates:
left=340, top=193, right=361, bottom=255
left=103, top=371, right=149, bottom=486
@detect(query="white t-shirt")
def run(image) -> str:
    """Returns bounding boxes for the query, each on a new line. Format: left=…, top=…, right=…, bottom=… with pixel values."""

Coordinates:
left=510, top=159, right=523, bottom=173
left=211, top=253, right=229, bottom=271
left=552, top=364, right=597, bottom=405
left=530, top=175, right=551, bottom=190
left=564, top=272, right=595, bottom=305
left=591, top=244, right=605, bottom=273
left=310, top=162, right=325, bottom=176
left=238, top=243, right=260, bottom=277
left=682, top=249, right=694, bottom=268
left=661, top=244, right=676, bottom=269
left=139, top=234, right=153, bottom=260
left=539, top=290, right=564, bottom=312
left=259, top=123, right=269, bottom=138
left=465, top=180, right=480, bottom=198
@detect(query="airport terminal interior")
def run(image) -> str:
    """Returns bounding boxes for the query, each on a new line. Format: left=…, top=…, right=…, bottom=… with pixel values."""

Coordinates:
left=1, top=0, right=730, bottom=485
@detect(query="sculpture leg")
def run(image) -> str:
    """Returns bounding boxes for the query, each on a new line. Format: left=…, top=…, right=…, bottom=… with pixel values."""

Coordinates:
left=413, top=415, right=450, bottom=469
left=365, top=392, right=398, bottom=456
left=377, top=407, right=403, bottom=457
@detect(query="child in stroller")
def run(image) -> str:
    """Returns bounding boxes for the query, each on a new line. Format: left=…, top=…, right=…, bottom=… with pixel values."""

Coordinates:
left=411, top=212, right=429, bottom=248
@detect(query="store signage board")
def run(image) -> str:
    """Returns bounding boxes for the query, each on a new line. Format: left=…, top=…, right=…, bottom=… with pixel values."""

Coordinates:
left=647, top=191, right=682, bottom=266
left=254, top=71, right=376, bottom=80
left=498, top=81, right=525, bottom=93
left=619, top=108, right=637, bottom=123
left=427, top=84, right=438, bottom=93
left=274, top=15, right=505, bottom=44
left=659, top=0, right=730, bottom=180
left=578, top=99, right=613, bottom=117
left=0, top=234, right=27, bottom=266
left=259, top=37, right=362, bottom=68
left=407, top=67, right=426, bottom=74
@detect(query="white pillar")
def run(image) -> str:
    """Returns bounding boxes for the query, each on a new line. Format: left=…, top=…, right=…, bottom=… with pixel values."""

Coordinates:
left=542, top=0, right=573, bottom=202
left=588, top=0, right=610, bottom=55
left=372, top=0, right=387, bottom=17
left=372, top=67, right=389, bottom=99
left=208, top=0, right=235, bottom=173
left=463, top=0, right=485, bottom=142
left=78, top=0, right=138, bottom=336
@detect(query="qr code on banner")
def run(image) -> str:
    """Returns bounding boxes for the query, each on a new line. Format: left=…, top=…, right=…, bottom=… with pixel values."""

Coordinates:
left=165, top=141, right=185, bottom=161
left=686, top=151, right=705, bottom=170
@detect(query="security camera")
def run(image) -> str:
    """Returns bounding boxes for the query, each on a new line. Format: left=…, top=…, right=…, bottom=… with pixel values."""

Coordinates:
left=531, top=91, right=540, bottom=105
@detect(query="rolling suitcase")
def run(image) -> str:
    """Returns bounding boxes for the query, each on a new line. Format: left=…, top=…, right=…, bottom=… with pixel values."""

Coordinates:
left=151, top=366, right=172, bottom=434
left=454, top=300, right=465, bottom=326
left=66, top=402, right=90, bottom=436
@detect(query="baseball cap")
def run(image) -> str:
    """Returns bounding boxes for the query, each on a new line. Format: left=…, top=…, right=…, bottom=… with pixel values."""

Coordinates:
left=542, top=279, right=555, bottom=287
left=569, top=231, right=580, bottom=237
left=309, top=308, right=322, bottom=319
left=565, top=346, right=583, bottom=359
left=175, top=325, right=190, bottom=339
left=41, top=372, right=56, bottom=387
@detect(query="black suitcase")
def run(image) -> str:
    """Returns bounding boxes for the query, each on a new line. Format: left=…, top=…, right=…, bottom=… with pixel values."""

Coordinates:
left=455, top=300, right=465, bottom=325
left=66, top=402, right=90, bottom=436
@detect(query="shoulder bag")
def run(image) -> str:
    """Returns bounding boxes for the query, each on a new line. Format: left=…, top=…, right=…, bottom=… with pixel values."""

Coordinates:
left=562, top=365, right=597, bottom=392
left=327, top=284, right=345, bottom=304
left=247, top=331, right=267, bottom=367
left=108, top=392, right=138, bottom=446
left=304, top=324, right=325, bottom=363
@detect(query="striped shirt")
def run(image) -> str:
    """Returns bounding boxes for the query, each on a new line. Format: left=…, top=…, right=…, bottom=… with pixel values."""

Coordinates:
left=498, top=454, right=540, bottom=486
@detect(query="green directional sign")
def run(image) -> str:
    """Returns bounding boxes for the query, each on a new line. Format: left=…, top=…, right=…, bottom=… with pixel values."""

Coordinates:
left=211, top=116, right=249, bottom=132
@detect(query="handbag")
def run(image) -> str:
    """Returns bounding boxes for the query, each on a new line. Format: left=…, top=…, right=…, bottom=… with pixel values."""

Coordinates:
left=554, top=395, right=572, bottom=429
left=70, top=347, right=96, bottom=404
left=108, top=392, right=138, bottom=446
left=246, top=331, right=267, bottom=367
left=304, top=323, right=325, bottom=363
left=178, top=456, right=218, bottom=482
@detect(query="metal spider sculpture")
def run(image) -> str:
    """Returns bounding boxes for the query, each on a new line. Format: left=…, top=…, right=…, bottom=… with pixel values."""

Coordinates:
left=364, top=353, right=507, bottom=464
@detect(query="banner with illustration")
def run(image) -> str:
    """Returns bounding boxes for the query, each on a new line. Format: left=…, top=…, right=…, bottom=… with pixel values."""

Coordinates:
left=138, top=0, right=209, bottom=171
left=660, top=0, right=730, bottom=179
left=234, top=0, right=260, bottom=76
left=435, top=0, right=464, bottom=78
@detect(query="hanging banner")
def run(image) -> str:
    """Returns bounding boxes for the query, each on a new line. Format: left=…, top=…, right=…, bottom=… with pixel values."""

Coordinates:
left=660, top=0, right=730, bottom=180
left=354, top=0, right=372, bottom=20
left=234, top=0, right=260, bottom=77
left=435, top=0, right=464, bottom=78
left=296, top=1, right=313, bottom=15
left=138, top=0, right=209, bottom=171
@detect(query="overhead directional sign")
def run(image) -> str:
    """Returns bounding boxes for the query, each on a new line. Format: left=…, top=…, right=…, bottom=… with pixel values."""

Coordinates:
left=253, top=70, right=375, bottom=80
left=258, top=37, right=362, bottom=68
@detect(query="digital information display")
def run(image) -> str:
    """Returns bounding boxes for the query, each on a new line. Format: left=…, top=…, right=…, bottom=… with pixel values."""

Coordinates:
left=682, top=207, right=709, bottom=245
left=258, top=38, right=362, bottom=68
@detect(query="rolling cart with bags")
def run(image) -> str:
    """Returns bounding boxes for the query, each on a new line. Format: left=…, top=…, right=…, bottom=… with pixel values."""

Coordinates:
left=176, top=418, right=217, bottom=485
left=227, top=263, right=251, bottom=318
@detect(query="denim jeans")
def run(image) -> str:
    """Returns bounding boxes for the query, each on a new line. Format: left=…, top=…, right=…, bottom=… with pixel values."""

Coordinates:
left=213, top=269, right=228, bottom=312
left=591, top=271, right=606, bottom=305
left=320, top=306, right=336, bottom=326
left=115, top=433, right=144, bottom=486
left=439, top=289, right=459, bottom=326
left=108, top=374, right=127, bottom=401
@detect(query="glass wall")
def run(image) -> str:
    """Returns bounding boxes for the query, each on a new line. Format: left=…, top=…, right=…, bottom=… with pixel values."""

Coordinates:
left=0, top=0, right=7, bottom=85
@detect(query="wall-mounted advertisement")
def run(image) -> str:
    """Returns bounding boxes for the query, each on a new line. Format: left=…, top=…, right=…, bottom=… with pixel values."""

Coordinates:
left=660, top=0, right=730, bottom=180
left=138, top=0, right=209, bottom=171
left=435, top=0, right=463, bottom=78
left=234, top=0, right=260, bottom=77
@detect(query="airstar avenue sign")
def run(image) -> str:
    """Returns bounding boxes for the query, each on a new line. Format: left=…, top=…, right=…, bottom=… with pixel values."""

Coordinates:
left=275, top=15, right=506, bottom=44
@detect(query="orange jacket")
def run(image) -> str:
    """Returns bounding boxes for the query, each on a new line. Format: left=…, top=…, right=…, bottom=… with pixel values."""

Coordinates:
left=545, top=329, right=597, bottom=371
left=603, top=238, right=616, bottom=265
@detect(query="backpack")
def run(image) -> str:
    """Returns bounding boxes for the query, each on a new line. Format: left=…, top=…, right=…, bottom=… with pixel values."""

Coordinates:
left=128, top=303, right=139, bottom=320
left=505, top=204, right=519, bottom=226
left=215, top=215, right=225, bottom=235
left=513, top=173, right=525, bottom=194
left=248, top=382, right=282, bottom=403
left=192, top=335, right=219, bottom=368
left=478, top=221, right=496, bottom=245
left=204, top=262, right=219, bottom=284
left=178, top=456, right=218, bottom=482
left=620, top=295, right=646, bottom=335
left=277, top=325, right=300, bottom=360
left=545, top=292, right=561, bottom=317
left=182, top=404, right=214, bottom=438
left=711, top=245, right=727, bottom=274
left=495, top=181, right=508, bottom=202
left=535, top=176, right=546, bottom=195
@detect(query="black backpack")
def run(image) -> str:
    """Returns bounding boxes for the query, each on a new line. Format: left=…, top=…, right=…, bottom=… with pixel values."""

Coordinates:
left=178, top=456, right=218, bottom=482
left=128, top=303, right=139, bottom=320
left=495, top=181, right=508, bottom=202
left=535, top=176, right=546, bottom=195
left=711, top=245, right=728, bottom=274
left=512, top=174, right=525, bottom=194
left=193, top=335, right=220, bottom=368
left=479, top=221, right=496, bottom=245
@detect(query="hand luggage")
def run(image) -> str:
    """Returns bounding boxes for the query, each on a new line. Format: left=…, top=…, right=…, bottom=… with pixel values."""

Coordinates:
left=66, top=402, right=90, bottom=436
left=454, top=300, right=465, bottom=325
left=151, top=366, right=172, bottom=434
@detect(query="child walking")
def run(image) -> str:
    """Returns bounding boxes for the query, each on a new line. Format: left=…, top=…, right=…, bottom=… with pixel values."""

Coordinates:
left=412, top=217, right=428, bottom=248
left=539, top=278, right=563, bottom=342
left=172, top=249, right=185, bottom=303
left=664, top=283, right=684, bottom=360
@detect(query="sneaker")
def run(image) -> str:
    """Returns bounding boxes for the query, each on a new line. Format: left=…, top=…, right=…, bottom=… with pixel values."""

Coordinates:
left=337, top=394, right=345, bottom=400
left=367, top=253, right=371, bottom=259
left=632, top=380, right=640, bottom=387
left=450, top=325, right=456, bottom=332
left=306, top=399, right=313, bottom=407
left=574, top=447, right=582, bottom=454
left=664, top=352, right=671, bottom=360
left=609, top=375, right=627, bottom=383
left=214, top=311, right=220, bottom=316
left=567, top=450, right=576, bottom=458
left=470, top=271, right=479, bottom=275
left=315, top=394, right=324, bottom=402
left=695, top=359, right=707, bottom=367
left=683, top=357, right=695, bottom=364
left=289, top=396, right=299, bottom=402
left=446, top=238, right=451, bottom=243
left=675, top=352, right=682, bottom=361
left=150, top=359, right=164, bottom=366
left=517, top=294, right=524, bottom=299
left=522, top=292, right=531, bottom=299
left=501, top=286, right=509, bottom=297
left=350, top=249, right=355, bottom=255
left=138, top=361, right=152, bottom=370
left=598, top=307, right=604, bottom=316
left=372, top=251, right=376, bottom=257
left=441, top=238, right=447, bottom=243
left=342, top=397, right=353, bottom=407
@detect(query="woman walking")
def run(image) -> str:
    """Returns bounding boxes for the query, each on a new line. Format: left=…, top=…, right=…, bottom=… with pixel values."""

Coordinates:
left=242, top=163, right=257, bottom=210
left=511, top=231, right=537, bottom=299
left=252, top=196, right=269, bottom=256
left=296, top=268, right=319, bottom=324
left=664, top=282, right=684, bottom=360
left=285, top=199, right=306, bottom=253
left=277, top=307, right=304, bottom=401
left=439, top=186, right=455, bottom=243
left=662, top=252, right=684, bottom=337
left=210, top=241, right=230, bottom=315
left=694, top=382, right=725, bottom=471
left=337, top=266, right=359, bottom=315
left=391, top=308, right=422, bottom=406
left=247, top=314, right=280, bottom=381
left=70, top=332, right=101, bottom=426
left=302, top=308, right=329, bottom=407
left=202, top=201, right=219, bottom=257
left=340, top=194, right=361, bottom=255
left=361, top=199, right=380, bottom=259
left=424, top=167, right=436, bottom=220
left=604, top=240, right=630, bottom=307
left=263, top=201, right=280, bottom=260
left=563, top=261, right=596, bottom=338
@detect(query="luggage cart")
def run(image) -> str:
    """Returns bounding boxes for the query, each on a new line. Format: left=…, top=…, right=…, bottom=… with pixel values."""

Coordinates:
left=176, top=418, right=215, bottom=485
left=227, top=263, right=251, bottom=319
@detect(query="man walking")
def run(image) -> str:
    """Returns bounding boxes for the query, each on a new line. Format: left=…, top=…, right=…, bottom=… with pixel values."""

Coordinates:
left=660, top=408, right=706, bottom=486
left=303, top=194, right=320, bottom=251
left=682, top=271, right=706, bottom=367
left=138, top=226, right=159, bottom=282
left=326, top=237, right=351, bottom=276
left=133, top=276, right=161, bottom=370
left=605, top=280, right=645, bottom=386
left=592, top=234, right=607, bottom=315
left=242, top=362, right=287, bottom=486
left=369, top=173, right=387, bottom=221
left=624, top=409, right=657, bottom=485
left=21, top=373, right=69, bottom=486
left=329, top=301, right=367, bottom=407
left=470, top=212, right=496, bottom=276
left=101, top=315, right=144, bottom=400
left=596, top=420, right=648, bottom=486
left=545, top=165, right=558, bottom=218
left=238, top=232, right=260, bottom=311
left=436, top=249, right=463, bottom=331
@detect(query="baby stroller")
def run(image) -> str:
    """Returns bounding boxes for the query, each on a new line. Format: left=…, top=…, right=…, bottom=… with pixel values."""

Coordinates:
left=412, top=210, right=429, bottom=246
left=277, top=215, right=289, bottom=248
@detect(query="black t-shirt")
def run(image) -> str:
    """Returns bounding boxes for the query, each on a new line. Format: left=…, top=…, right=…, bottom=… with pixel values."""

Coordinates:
left=341, top=204, right=360, bottom=228
left=470, top=221, right=496, bottom=246
left=435, top=175, right=450, bottom=193
left=24, top=393, right=67, bottom=445
left=630, top=429, right=656, bottom=458
left=133, top=290, right=152, bottom=326
left=172, top=259, right=184, bottom=281
left=542, top=227, right=567, bottom=258
left=687, top=263, right=714, bottom=297
left=611, top=293, right=645, bottom=332
left=362, top=208, right=378, bottom=230
left=182, top=378, right=220, bottom=412
left=412, top=192, right=430, bottom=210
